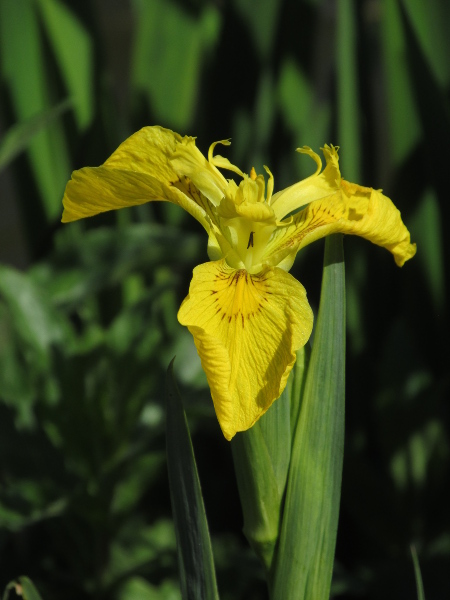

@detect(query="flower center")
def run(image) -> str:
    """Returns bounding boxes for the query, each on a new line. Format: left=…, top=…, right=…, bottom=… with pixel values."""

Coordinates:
left=217, top=173, right=277, bottom=273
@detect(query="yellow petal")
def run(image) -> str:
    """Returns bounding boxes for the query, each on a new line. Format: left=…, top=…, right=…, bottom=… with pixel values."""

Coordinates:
left=265, top=180, right=416, bottom=269
left=62, top=126, right=209, bottom=228
left=270, top=145, right=341, bottom=220
left=177, top=259, right=313, bottom=440
left=171, top=136, right=227, bottom=206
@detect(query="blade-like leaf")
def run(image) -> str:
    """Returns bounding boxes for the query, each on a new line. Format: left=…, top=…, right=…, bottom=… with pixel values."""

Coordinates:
left=336, top=0, right=360, bottom=181
left=231, top=420, right=281, bottom=571
left=381, top=0, right=421, bottom=166
left=165, top=360, right=219, bottom=600
left=131, top=0, right=220, bottom=130
left=270, top=234, right=346, bottom=599
left=401, top=0, right=450, bottom=88
left=231, top=345, right=310, bottom=572
left=36, top=0, right=93, bottom=129
left=0, top=0, right=71, bottom=219
left=0, top=100, right=71, bottom=170
left=411, top=545, right=426, bottom=600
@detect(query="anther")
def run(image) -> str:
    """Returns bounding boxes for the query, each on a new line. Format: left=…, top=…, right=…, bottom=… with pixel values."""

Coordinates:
left=247, top=231, right=254, bottom=249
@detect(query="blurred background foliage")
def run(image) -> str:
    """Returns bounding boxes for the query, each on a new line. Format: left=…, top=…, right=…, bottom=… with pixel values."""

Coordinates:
left=0, top=0, right=448, bottom=598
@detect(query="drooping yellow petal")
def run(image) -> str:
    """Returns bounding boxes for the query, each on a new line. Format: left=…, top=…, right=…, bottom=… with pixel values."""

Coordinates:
left=177, top=259, right=313, bottom=440
left=265, top=179, right=416, bottom=270
left=62, top=126, right=210, bottom=228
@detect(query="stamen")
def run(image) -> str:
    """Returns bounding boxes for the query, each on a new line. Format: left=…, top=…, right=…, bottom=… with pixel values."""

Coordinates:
left=250, top=167, right=257, bottom=181
left=247, top=231, right=255, bottom=249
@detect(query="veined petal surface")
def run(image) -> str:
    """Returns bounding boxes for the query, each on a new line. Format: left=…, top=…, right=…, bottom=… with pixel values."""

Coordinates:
left=265, top=180, right=416, bottom=269
left=62, top=126, right=210, bottom=228
left=177, top=260, right=313, bottom=440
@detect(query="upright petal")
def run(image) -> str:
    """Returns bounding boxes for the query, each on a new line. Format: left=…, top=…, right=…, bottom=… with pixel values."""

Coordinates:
left=265, top=180, right=416, bottom=269
left=270, top=145, right=341, bottom=220
left=177, top=260, right=313, bottom=440
left=62, top=126, right=209, bottom=228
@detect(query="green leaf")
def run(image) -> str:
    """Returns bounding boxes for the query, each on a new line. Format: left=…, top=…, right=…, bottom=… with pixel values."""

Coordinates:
left=3, top=577, right=44, bottom=600
left=116, top=576, right=181, bottom=600
left=277, top=59, right=330, bottom=179
left=401, top=0, right=450, bottom=88
left=0, top=265, right=69, bottom=368
left=336, top=0, right=360, bottom=181
left=36, top=0, right=93, bottom=129
left=232, top=0, right=280, bottom=60
left=409, top=188, right=445, bottom=313
left=381, top=0, right=421, bottom=166
left=0, top=100, right=72, bottom=170
left=131, top=0, right=221, bottom=129
left=230, top=346, right=310, bottom=572
left=411, top=545, right=426, bottom=600
left=270, top=234, right=346, bottom=599
left=231, top=421, right=281, bottom=571
left=0, top=0, right=71, bottom=219
left=165, top=360, right=219, bottom=600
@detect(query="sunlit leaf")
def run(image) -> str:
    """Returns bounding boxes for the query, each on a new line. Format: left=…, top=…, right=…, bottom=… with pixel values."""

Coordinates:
left=270, top=235, right=345, bottom=599
left=231, top=345, right=309, bottom=572
left=36, top=0, right=93, bottom=129
left=131, top=0, right=221, bottom=129
left=0, top=0, right=71, bottom=220
left=277, top=59, right=330, bottom=178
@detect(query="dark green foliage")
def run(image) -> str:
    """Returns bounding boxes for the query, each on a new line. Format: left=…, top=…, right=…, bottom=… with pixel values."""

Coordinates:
left=166, top=361, right=219, bottom=600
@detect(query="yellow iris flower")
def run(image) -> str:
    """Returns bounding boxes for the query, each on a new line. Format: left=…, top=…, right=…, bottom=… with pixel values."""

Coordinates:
left=62, top=126, right=416, bottom=440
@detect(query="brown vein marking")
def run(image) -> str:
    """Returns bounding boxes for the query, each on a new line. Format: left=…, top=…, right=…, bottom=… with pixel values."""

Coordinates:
left=210, top=268, right=271, bottom=327
left=281, top=215, right=330, bottom=249
left=170, top=175, right=220, bottom=226
left=278, top=200, right=345, bottom=249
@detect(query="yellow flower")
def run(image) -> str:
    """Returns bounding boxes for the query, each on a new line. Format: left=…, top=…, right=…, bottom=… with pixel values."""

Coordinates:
left=62, top=126, right=416, bottom=440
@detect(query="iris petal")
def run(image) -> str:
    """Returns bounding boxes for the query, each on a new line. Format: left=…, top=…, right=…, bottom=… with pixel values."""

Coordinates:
left=62, top=126, right=209, bottom=228
left=177, top=259, right=313, bottom=440
left=265, top=181, right=416, bottom=269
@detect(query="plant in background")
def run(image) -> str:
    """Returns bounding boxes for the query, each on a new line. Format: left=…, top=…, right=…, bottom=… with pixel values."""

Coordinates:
left=61, top=125, right=415, bottom=598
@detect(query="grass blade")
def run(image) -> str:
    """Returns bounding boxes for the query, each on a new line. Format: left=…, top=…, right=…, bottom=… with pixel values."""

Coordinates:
left=165, top=359, right=219, bottom=600
left=270, top=234, right=345, bottom=599
left=411, top=545, right=426, bottom=600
